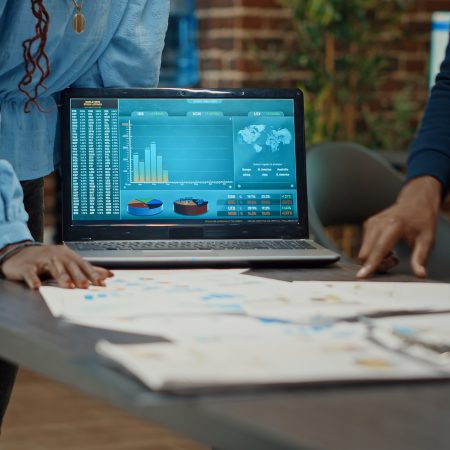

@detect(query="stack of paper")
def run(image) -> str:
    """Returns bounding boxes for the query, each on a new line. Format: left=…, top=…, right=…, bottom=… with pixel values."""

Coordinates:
left=96, top=320, right=447, bottom=392
left=39, top=269, right=450, bottom=392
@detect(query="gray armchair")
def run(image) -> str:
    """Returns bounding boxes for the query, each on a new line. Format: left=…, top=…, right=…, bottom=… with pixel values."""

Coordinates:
left=306, top=142, right=450, bottom=281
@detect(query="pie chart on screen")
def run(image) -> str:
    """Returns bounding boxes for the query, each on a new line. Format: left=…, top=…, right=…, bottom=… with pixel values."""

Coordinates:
left=127, top=198, right=164, bottom=216
left=173, top=198, right=208, bottom=215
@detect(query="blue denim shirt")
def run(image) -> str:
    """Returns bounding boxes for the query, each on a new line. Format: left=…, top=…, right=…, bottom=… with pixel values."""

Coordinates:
left=0, top=0, right=169, bottom=248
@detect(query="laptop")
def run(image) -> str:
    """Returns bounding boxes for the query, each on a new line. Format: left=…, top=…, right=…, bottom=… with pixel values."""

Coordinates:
left=60, top=87, right=339, bottom=267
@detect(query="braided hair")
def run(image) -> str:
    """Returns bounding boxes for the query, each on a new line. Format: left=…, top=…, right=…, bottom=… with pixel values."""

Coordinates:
left=18, top=0, right=51, bottom=113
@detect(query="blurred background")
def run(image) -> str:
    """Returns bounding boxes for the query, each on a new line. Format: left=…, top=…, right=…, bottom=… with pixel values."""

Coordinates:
left=44, top=0, right=450, bottom=256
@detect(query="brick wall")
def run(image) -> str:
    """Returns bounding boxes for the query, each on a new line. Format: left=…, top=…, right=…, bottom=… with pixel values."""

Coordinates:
left=197, top=0, right=299, bottom=87
left=196, top=0, right=450, bottom=108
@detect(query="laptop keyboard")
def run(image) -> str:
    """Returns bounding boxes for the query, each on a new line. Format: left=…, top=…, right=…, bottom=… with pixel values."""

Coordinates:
left=72, top=240, right=315, bottom=251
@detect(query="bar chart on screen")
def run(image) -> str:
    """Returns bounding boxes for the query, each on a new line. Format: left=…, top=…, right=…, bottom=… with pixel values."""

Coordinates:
left=130, top=142, right=169, bottom=183
left=120, top=114, right=234, bottom=188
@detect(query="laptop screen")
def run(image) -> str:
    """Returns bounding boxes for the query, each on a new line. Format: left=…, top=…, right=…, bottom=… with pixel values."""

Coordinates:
left=69, top=96, right=299, bottom=226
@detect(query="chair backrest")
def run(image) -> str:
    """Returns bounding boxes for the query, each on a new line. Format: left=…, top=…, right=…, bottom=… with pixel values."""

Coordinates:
left=307, top=142, right=403, bottom=227
left=306, top=142, right=450, bottom=281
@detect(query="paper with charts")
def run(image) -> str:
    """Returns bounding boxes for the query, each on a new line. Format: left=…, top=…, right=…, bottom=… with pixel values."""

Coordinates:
left=39, top=269, right=450, bottom=391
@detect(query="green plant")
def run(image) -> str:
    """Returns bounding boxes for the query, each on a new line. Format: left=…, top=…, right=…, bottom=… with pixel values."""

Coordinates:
left=262, top=0, right=416, bottom=148
left=362, top=85, right=418, bottom=150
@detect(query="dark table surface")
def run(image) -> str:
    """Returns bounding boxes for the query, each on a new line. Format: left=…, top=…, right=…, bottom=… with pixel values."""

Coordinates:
left=0, top=263, right=449, bottom=450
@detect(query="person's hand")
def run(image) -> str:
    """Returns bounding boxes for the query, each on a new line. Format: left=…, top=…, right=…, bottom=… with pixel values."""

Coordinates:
left=1, top=244, right=113, bottom=289
left=357, top=176, right=442, bottom=279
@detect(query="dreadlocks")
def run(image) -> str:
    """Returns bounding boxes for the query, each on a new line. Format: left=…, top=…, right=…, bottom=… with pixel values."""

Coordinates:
left=17, top=0, right=50, bottom=113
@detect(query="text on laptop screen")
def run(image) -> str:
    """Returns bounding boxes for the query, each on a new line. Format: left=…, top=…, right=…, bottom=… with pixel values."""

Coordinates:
left=69, top=98, right=299, bottom=224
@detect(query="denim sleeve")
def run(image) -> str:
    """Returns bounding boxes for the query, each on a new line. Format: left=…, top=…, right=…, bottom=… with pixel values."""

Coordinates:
left=0, top=160, right=33, bottom=249
left=407, top=35, right=450, bottom=197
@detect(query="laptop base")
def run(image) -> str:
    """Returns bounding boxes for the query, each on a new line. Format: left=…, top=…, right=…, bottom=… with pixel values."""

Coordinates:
left=66, top=239, right=339, bottom=268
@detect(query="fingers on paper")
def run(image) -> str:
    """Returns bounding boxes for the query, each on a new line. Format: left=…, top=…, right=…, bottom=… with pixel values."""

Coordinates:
left=77, top=258, right=113, bottom=287
left=4, top=245, right=113, bottom=289
left=47, top=256, right=76, bottom=289
left=65, top=260, right=90, bottom=289
left=56, top=249, right=112, bottom=289
left=357, top=216, right=402, bottom=278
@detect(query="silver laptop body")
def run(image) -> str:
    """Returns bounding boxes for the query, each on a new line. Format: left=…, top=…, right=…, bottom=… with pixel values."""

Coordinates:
left=61, top=88, right=339, bottom=267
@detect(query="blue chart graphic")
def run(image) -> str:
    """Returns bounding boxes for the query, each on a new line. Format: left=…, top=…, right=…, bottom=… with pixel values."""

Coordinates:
left=121, top=115, right=235, bottom=188
left=127, top=198, right=164, bottom=216
left=234, top=117, right=296, bottom=188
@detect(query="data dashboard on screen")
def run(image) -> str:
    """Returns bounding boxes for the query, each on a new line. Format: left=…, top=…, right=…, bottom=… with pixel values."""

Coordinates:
left=70, top=97, right=299, bottom=224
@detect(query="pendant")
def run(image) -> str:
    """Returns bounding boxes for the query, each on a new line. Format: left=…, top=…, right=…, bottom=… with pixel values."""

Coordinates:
left=73, top=12, right=86, bottom=33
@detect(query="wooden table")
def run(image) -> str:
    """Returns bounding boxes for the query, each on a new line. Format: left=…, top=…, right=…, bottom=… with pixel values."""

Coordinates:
left=0, top=263, right=449, bottom=450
